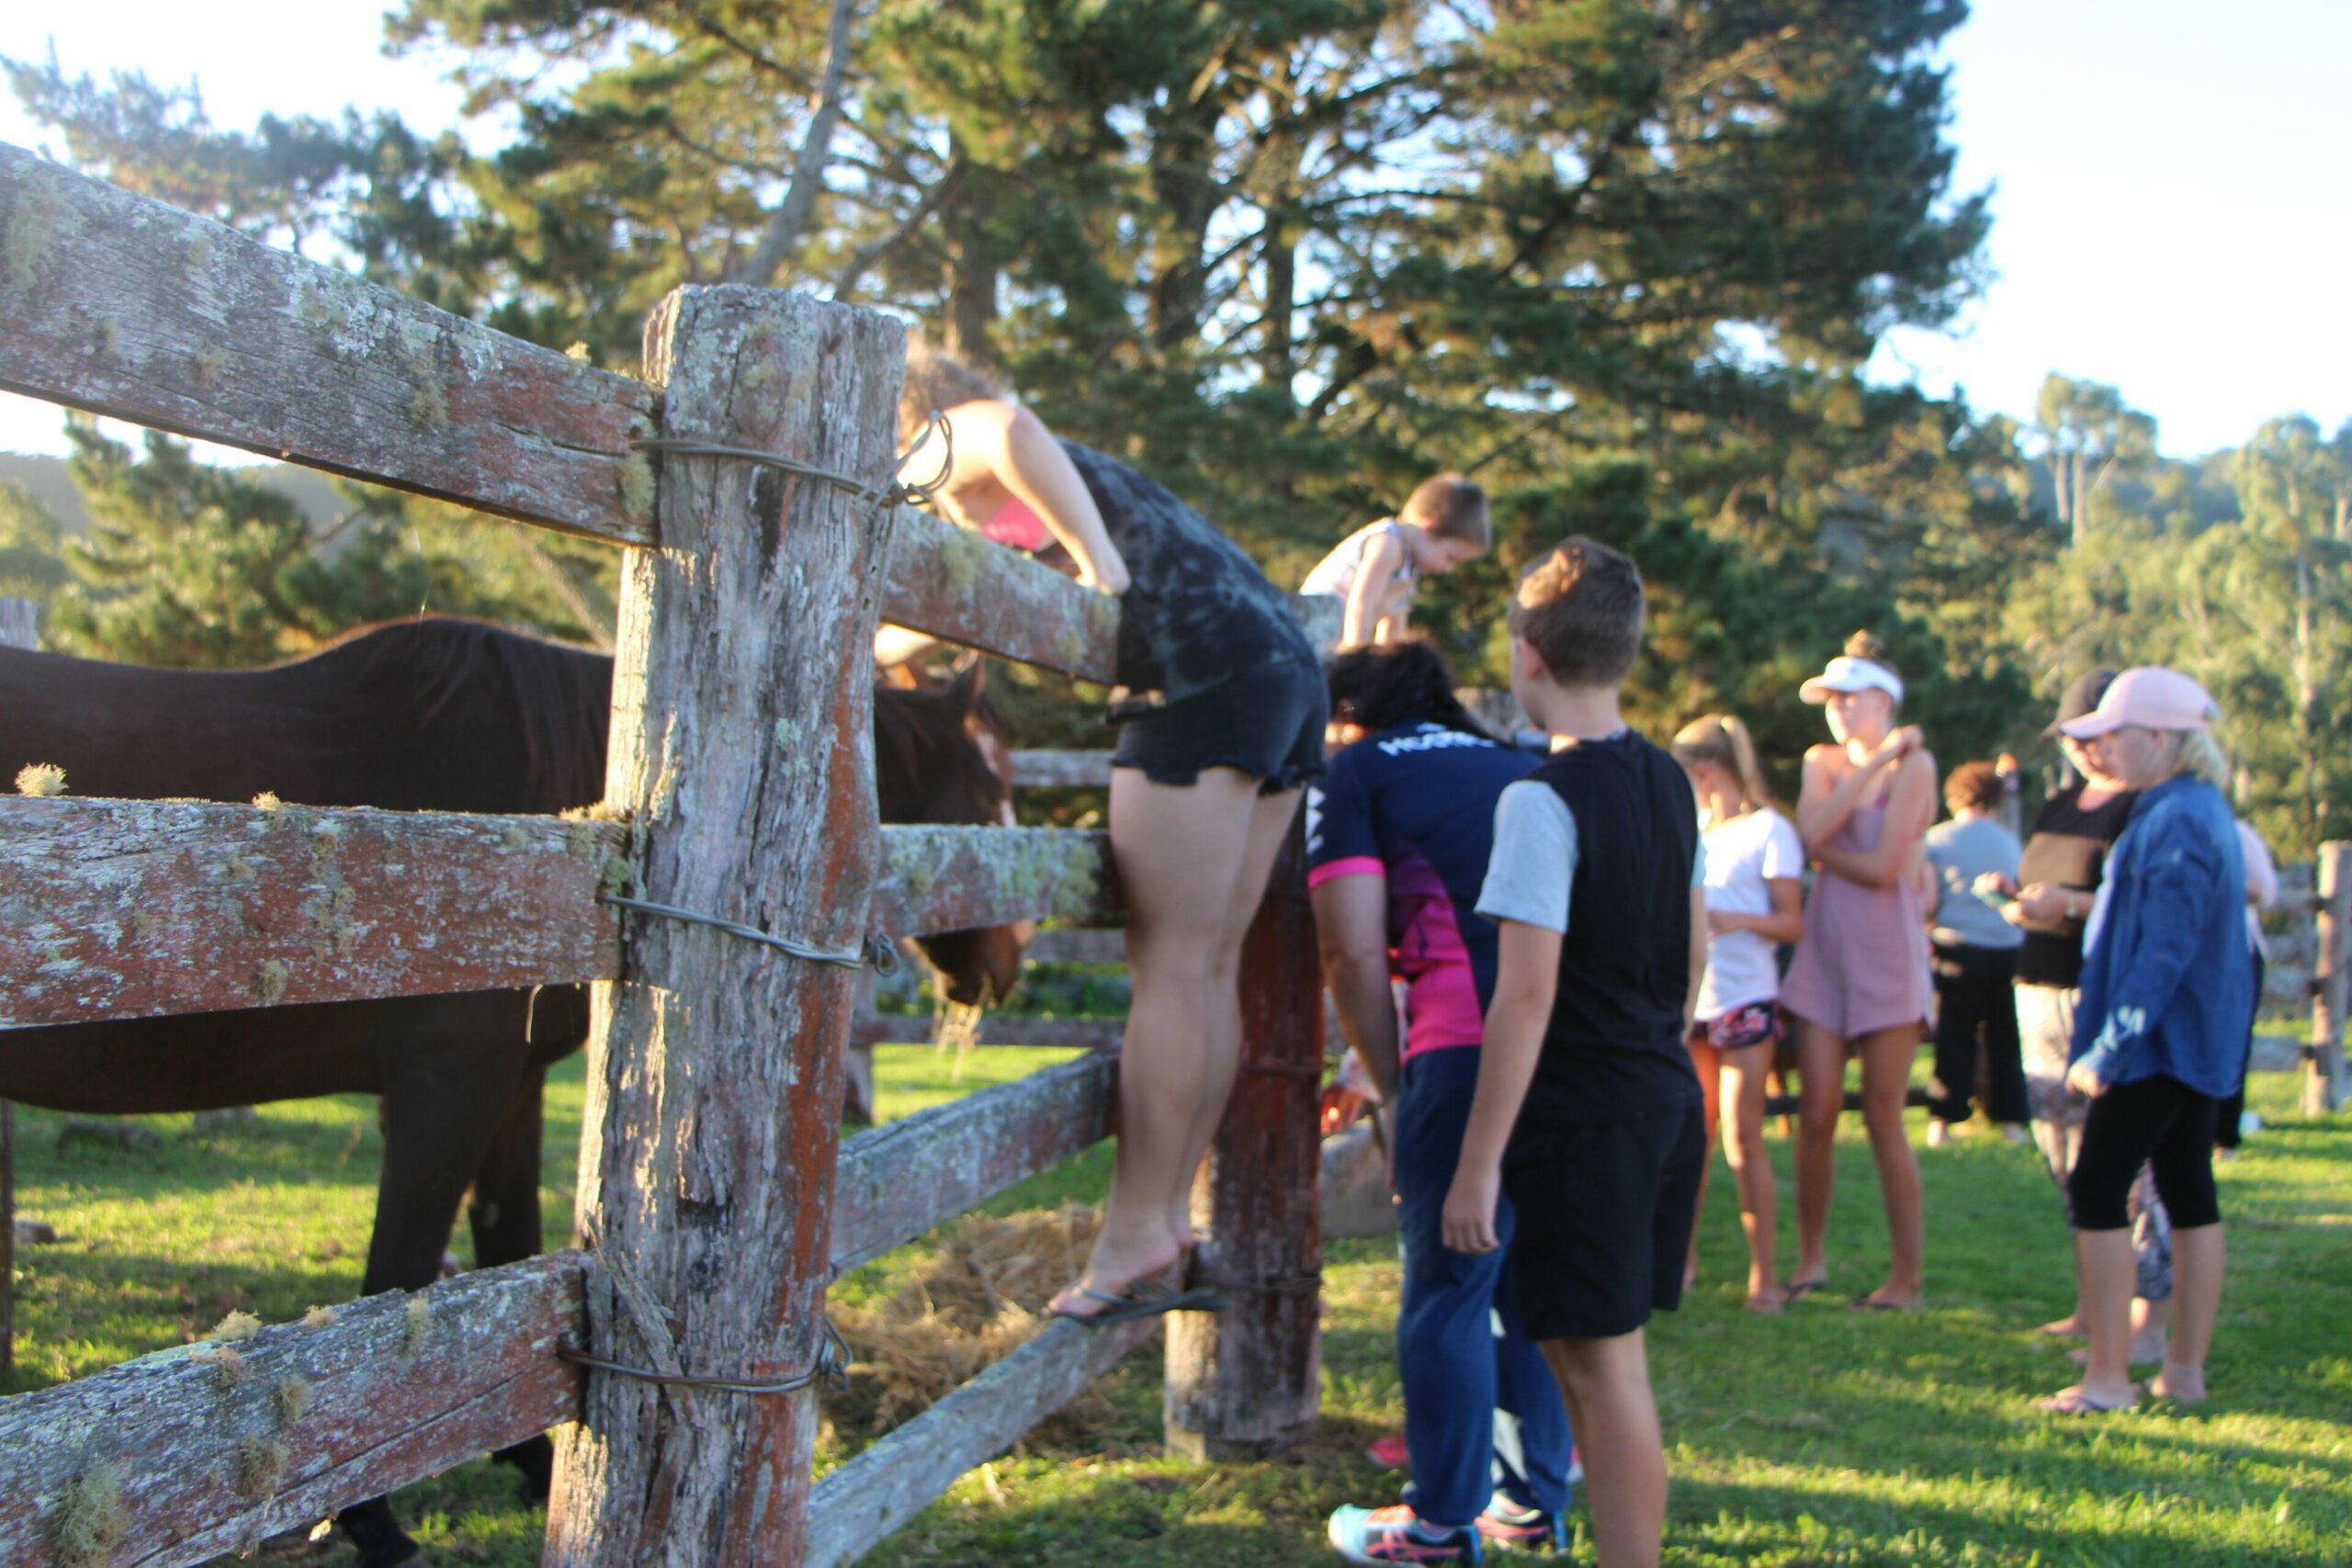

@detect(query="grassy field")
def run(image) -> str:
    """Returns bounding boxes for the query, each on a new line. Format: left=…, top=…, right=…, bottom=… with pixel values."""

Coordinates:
left=7, top=1043, right=2348, bottom=1567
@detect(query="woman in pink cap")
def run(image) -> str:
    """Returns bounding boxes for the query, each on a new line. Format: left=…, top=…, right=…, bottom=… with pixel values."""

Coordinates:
left=2038, top=668, right=2250, bottom=1414
left=1780, top=632, right=1937, bottom=1310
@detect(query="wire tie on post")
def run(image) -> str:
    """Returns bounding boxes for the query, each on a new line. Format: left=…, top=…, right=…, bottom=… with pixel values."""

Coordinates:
left=560, top=1315, right=853, bottom=1397
left=629, top=408, right=951, bottom=511
left=605, top=893, right=898, bottom=976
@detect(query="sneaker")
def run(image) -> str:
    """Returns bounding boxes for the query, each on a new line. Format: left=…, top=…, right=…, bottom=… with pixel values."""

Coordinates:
left=1366, top=1433, right=1410, bottom=1469
left=1328, top=1504, right=1483, bottom=1563
left=1476, top=1495, right=1566, bottom=1552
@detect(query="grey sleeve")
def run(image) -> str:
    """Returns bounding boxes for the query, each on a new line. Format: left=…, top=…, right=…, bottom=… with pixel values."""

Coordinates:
left=1476, top=781, right=1578, bottom=933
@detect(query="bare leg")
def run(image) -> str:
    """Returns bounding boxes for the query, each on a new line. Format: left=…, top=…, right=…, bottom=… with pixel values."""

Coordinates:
left=2046, top=1226, right=2139, bottom=1410
left=1163, top=786, right=1301, bottom=1248
left=1540, top=1332, right=1667, bottom=1568
left=1720, top=1047, right=1783, bottom=1310
left=1789, top=1015, right=1844, bottom=1289
left=2152, top=1223, right=2222, bottom=1402
left=1856, top=1023, right=1926, bottom=1306
left=1052, top=767, right=1261, bottom=1312
left=1684, top=1035, right=1722, bottom=1287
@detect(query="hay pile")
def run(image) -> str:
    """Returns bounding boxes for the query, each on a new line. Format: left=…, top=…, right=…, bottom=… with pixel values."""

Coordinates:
left=827, top=1201, right=1113, bottom=1441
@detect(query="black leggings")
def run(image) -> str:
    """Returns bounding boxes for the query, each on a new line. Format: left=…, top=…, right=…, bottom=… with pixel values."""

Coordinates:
left=1928, top=942, right=2028, bottom=1124
left=2066, top=1074, right=2222, bottom=1233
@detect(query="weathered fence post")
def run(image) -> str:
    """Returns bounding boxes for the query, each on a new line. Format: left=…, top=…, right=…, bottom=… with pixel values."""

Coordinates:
left=2308, top=840, right=2348, bottom=1115
left=542, top=288, right=905, bottom=1565
left=1164, top=821, right=1323, bottom=1458
left=0, top=595, right=35, bottom=1377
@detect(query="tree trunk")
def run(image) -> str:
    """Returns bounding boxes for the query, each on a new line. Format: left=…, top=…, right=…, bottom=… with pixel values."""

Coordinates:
left=730, top=0, right=864, bottom=288
left=542, top=287, right=906, bottom=1566
left=1147, top=95, right=1227, bottom=352
left=941, top=144, right=1001, bottom=369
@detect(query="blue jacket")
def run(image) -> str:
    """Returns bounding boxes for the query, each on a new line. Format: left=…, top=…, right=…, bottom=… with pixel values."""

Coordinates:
left=2072, top=774, right=2251, bottom=1098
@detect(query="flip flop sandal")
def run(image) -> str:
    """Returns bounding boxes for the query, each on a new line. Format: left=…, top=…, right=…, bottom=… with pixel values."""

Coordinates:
left=1782, top=1278, right=1828, bottom=1303
left=1850, top=1295, right=1919, bottom=1313
left=1049, top=1283, right=1230, bottom=1326
left=2034, top=1386, right=2137, bottom=1416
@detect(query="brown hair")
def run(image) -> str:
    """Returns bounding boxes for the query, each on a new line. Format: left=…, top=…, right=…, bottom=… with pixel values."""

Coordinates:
left=1843, top=628, right=1900, bottom=681
left=1945, top=760, right=2004, bottom=815
left=1507, top=536, right=1645, bottom=687
left=1401, top=474, right=1490, bottom=549
left=1672, top=713, right=1778, bottom=818
left=899, top=333, right=1006, bottom=446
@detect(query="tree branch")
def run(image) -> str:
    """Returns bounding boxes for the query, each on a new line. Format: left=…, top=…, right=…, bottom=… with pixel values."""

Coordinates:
left=832, top=156, right=964, bottom=300
left=728, top=0, right=864, bottom=288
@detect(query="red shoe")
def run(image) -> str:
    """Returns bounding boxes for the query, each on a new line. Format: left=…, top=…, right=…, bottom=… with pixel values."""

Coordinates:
left=1366, top=1433, right=1410, bottom=1469
left=1476, top=1495, right=1566, bottom=1552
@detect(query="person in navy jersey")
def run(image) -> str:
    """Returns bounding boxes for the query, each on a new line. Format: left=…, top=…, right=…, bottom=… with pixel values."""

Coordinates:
left=1313, top=642, right=1576, bottom=1564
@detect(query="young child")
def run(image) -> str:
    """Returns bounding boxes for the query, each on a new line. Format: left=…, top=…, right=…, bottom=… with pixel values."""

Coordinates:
left=1442, top=537, right=1707, bottom=1568
left=1301, top=475, right=1491, bottom=649
left=1310, top=642, right=1574, bottom=1564
left=1671, top=714, right=1805, bottom=1314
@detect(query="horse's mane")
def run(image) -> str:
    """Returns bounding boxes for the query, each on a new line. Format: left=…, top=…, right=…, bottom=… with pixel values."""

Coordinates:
left=314, top=617, right=613, bottom=812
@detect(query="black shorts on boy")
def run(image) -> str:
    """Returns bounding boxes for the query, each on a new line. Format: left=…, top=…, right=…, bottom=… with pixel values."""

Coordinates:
left=1476, top=729, right=1706, bottom=1342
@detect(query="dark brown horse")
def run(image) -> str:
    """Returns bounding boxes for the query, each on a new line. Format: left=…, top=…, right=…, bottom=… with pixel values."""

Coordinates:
left=0, top=617, right=1020, bottom=1567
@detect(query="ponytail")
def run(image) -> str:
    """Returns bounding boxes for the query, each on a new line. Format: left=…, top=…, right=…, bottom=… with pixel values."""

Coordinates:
left=2172, top=729, right=2231, bottom=791
left=1671, top=713, right=1778, bottom=818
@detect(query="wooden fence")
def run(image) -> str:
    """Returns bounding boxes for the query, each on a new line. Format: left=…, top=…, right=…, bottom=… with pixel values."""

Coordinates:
left=0, top=144, right=1322, bottom=1564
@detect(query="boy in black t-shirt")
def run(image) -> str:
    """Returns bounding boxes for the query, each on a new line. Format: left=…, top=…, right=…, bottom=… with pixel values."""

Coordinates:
left=1441, top=538, right=1707, bottom=1568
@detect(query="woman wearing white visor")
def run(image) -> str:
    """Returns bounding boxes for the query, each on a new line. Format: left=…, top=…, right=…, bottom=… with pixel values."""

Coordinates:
left=1781, top=632, right=1937, bottom=1310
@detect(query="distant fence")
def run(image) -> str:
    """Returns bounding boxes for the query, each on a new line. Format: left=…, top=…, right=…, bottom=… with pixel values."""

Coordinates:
left=0, top=143, right=1325, bottom=1565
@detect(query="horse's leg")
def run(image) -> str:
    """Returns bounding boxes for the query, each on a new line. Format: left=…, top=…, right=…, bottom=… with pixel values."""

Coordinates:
left=339, top=995, right=533, bottom=1568
left=469, top=1066, right=558, bottom=1499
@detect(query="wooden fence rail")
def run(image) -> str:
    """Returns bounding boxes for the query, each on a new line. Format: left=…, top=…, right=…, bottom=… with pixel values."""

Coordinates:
left=0, top=1253, right=585, bottom=1566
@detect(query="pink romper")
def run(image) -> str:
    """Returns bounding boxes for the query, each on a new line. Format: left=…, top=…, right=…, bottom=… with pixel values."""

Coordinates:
left=1781, top=798, right=1934, bottom=1039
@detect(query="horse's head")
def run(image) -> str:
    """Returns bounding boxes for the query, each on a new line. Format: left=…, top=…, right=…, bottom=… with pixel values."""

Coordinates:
left=873, top=660, right=1030, bottom=1007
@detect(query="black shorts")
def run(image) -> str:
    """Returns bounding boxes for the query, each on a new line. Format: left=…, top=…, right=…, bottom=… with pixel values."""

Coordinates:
left=1502, top=1105, right=1707, bottom=1341
left=1110, top=659, right=1326, bottom=795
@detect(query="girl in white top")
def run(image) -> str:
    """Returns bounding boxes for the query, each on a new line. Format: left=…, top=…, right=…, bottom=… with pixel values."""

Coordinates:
left=1299, top=475, right=1490, bottom=649
left=1672, top=713, right=1807, bottom=1312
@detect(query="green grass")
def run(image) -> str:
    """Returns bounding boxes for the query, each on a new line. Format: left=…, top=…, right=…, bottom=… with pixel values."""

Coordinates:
left=8, top=1046, right=2349, bottom=1566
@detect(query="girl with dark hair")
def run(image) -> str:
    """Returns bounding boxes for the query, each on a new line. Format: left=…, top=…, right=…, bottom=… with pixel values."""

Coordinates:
left=1313, top=641, right=1576, bottom=1563
left=888, top=339, right=1327, bottom=1325
left=1781, top=631, right=1937, bottom=1311
left=1671, top=714, right=1804, bottom=1313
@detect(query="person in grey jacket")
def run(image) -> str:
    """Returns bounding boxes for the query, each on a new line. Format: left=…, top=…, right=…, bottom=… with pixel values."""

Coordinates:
left=2037, top=669, right=2251, bottom=1415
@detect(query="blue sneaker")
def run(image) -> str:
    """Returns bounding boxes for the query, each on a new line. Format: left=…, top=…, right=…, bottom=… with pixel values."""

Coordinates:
left=1328, top=1503, right=1484, bottom=1563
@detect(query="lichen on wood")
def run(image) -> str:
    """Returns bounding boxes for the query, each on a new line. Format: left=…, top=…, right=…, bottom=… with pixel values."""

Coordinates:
left=16, top=763, right=64, bottom=797
left=51, top=1459, right=130, bottom=1568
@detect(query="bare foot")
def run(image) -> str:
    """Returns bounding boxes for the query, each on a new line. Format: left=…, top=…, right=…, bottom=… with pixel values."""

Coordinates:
left=1927, top=1119, right=1951, bottom=1148
left=1053, top=1223, right=1184, bottom=1319
left=1744, top=1288, right=1787, bottom=1314
left=2038, top=1315, right=2086, bottom=1339
left=2036, top=1381, right=2138, bottom=1416
left=1784, top=1272, right=1829, bottom=1302
left=2148, top=1364, right=2209, bottom=1403
left=1853, top=1289, right=1921, bottom=1313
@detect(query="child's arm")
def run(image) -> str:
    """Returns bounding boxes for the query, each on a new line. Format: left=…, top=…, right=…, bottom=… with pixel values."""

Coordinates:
left=1814, top=750, right=1937, bottom=890
left=948, top=401, right=1130, bottom=594
left=1442, top=919, right=1561, bottom=1254
left=1340, top=529, right=1406, bottom=649
left=1312, top=874, right=1401, bottom=1098
left=1707, top=878, right=1805, bottom=944
left=1687, top=886, right=1709, bottom=1031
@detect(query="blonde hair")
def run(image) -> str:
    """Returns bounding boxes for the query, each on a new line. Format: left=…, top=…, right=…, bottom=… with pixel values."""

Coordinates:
left=899, top=333, right=1006, bottom=446
left=2171, top=729, right=2231, bottom=790
left=1672, top=713, right=1778, bottom=819
left=1401, top=474, right=1490, bottom=549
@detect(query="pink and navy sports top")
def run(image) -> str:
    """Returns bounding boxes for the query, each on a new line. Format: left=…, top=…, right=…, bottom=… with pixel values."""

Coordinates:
left=982, top=493, right=1051, bottom=552
left=1306, top=721, right=1540, bottom=1059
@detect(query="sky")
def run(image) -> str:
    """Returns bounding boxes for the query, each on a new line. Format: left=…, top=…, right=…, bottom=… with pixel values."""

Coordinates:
left=2, top=1, right=2346, bottom=463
